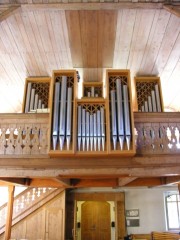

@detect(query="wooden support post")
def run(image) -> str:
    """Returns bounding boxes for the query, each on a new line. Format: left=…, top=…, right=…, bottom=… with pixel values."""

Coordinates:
left=4, top=185, right=15, bottom=240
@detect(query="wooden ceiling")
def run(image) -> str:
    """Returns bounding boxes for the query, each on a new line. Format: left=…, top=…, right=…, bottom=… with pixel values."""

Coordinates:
left=0, top=1, right=179, bottom=113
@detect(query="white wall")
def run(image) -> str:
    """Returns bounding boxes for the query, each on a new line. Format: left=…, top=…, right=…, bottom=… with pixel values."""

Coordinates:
left=125, top=187, right=178, bottom=235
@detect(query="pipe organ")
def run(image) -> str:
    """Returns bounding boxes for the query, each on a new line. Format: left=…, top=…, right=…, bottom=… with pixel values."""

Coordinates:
left=23, top=77, right=51, bottom=113
left=77, top=103, right=106, bottom=152
left=107, top=70, right=134, bottom=153
left=135, top=77, right=164, bottom=113
left=22, top=71, right=165, bottom=157
left=51, top=71, right=75, bottom=152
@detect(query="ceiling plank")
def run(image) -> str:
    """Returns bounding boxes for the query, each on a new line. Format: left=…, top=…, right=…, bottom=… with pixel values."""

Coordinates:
left=163, top=5, right=180, bottom=18
left=66, top=11, right=83, bottom=68
left=21, top=3, right=163, bottom=11
left=0, top=5, right=21, bottom=23
left=97, top=10, right=117, bottom=68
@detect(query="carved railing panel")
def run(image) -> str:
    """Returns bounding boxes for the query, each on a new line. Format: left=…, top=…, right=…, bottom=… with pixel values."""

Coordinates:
left=0, top=112, right=180, bottom=155
left=0, top=114, right=49, bottom=155
left=134, top=113, right=180, bottom=154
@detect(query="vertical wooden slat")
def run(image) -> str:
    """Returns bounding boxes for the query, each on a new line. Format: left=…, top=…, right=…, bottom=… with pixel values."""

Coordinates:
left=4, top=185, right=15, bottom=240
left=66, top=10, right=83, bottom=68
left=98, top=10, right=117, bottom=68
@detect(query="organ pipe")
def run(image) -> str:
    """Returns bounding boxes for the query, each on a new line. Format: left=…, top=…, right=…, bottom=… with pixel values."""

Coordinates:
left=25, top=82, right=32, bottom=113
left=66, top=87, right=72, bottom=150
left=116, top=79, right=124, bottom=150
left=155, top=84, right=161, bottom=112
left=82, top=108, right=86, bottom=151
left=86, top=111, right=90, bottom=151
left=77, top=105, right=82, bottom=151
left=59, top=76, right=67, bottom=150
left=123, top=85, right=131, bottom=150
left=52, top=82, right=60, bottom=150
left=100, top=107, right=105, bottom=151
left=110, top=90, right=117, bottom=150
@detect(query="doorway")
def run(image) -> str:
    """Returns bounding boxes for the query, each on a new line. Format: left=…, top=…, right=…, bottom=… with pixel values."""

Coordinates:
left=76, top=201, right=115, bottom=240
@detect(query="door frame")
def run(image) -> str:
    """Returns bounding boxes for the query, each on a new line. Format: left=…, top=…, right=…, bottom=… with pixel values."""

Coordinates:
left=68, top=192, right=126, bottom=240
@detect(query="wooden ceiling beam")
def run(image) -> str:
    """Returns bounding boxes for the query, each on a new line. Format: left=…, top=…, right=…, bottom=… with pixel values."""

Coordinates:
left=71, top=178, right=118, bottom=188
left=118, top=177, right=137, bottom=187
left=0, top=177, right=30, bottom=186
left=29, top=178, right=66, bottom=187
left=54, top=177, right=71, bottom=188
left=0, top=166, right=180, bottom=178
left=0, top=5, right=21, bottom=23
left=21, top=2, right=163, bottom=11
left=163, top=4, right=180, bottom=18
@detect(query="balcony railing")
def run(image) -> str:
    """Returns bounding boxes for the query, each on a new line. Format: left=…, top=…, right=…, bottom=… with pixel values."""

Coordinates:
left=0, top=112, right=180, bottom=156
left=0, top=187, right=56, bottom=234
left=134, top=112, right=180, bottom=154
left=0, top=113, right=49, bottom=155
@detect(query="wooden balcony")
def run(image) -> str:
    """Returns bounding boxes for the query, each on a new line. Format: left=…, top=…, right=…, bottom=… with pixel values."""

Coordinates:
left=0, top=112, right=179, bottom=188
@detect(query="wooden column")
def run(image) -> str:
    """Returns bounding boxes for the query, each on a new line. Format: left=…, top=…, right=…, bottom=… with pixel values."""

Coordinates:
left=178, top=183, right=180, bottom=196
left=4, top=185, right=15, bottom=240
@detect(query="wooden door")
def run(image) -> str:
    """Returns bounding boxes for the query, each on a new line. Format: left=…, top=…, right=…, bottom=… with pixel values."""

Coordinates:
left=81, top=201, right=111, bottom=240
left=45, top=208, right=64, bottom=240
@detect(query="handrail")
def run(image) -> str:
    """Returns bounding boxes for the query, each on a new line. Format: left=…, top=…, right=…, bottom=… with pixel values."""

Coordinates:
left=0, top=187, right=59, bottom=234
left=0, top=112, right=180, bottom=155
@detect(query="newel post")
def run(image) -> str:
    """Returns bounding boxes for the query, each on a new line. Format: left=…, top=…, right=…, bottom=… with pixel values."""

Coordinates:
left=4, top=185, right=15, bottom=240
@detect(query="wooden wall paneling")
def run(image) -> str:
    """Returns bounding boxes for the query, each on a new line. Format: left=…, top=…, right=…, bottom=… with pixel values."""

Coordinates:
left=19, top=11, right=48, bottom=76
left=0, top=21, right=26, bottom=84
left=45, top=11, right=62, bottom=70
left=10, top=191, right=65, bottom=240
left=65, top=10, right=83, bottom=68
left=15, top=12, right=42, bottom=76
left=27, top=11, right=52, bottom=75
left=97, top=10, right=117, bottom=68
left=34, top=11, right=58, bottom=71
left=160, top=33, right=180, bottom=85
left=113, top=9, right=136, bottom=69
left=139, top=9, right=171, bottom=75
left=164, top=61, right=180, bottom=111
left=151, top=14, right=180, bottom=76
left=80, top=10, right=98, bottom=68
left=59, top=10, right=73, bottom=68
left=7, top=14, right=38, bottom=76
left=127, top=10, right=156, bottom=76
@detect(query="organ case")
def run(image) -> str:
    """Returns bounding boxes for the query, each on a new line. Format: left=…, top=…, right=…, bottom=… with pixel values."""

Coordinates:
left=106, top=70, right=135, bottom=156
left=22, top=77, right=51, bottom=113
left=76, top=98, right=108, bottom=155
left=134, top=76, right=164, bottom=112
left=49, top=70, right=77, bottom=156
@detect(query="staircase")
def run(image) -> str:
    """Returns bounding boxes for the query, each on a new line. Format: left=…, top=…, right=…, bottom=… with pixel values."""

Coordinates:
left=0, top=187, right=63, bottom=235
